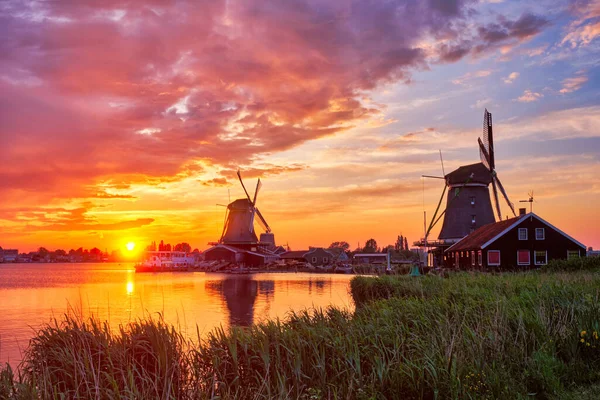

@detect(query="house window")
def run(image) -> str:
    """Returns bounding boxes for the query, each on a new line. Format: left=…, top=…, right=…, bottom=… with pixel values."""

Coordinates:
left=487, top=250, right=500, bottom=266
left=517, top=250, right=530, bottom=266
left=534, top=251, right=547, bottom=265
left=323, top=257, right=328, bottom=264
left=470, top=196, right=475, bottom=206
left=455, top=253, right=459, bottom=267
left=311, top=257, right=317, bottom=263
left=471, top=215, right=476, bottom=225
left=471, top=251, right=475, bottom=266
left=518, top=228, right=528, bottom=240
left=535, top=228, right=545, bottom=240
left=567, top=250, right=580, bottom=259
left=478, top=251, right=482, bottom=266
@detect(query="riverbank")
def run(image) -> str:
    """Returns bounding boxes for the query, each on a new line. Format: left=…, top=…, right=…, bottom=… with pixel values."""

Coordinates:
left=2, top=265, right=600, bottom=398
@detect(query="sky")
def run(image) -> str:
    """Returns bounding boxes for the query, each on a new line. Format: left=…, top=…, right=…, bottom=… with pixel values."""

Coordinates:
left=1, top=0, right=599, bottom=253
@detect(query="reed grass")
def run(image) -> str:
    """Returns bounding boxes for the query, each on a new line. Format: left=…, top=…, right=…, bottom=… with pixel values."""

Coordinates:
left=1, top=269, right=600, bottom=399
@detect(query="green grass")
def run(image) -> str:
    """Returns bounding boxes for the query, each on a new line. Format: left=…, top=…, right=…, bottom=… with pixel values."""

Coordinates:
left=2, top=268, right=600, bottom=399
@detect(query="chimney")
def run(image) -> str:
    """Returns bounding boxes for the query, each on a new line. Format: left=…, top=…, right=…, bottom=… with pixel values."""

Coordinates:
left=519, top=208, right=527, bottom=216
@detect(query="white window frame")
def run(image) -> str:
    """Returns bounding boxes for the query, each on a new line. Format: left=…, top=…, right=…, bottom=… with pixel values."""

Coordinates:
left=535, top=228, right=545, bottom=240
left=471, top=251, right=475, bottom=266
left=487, top=250, right=501, bottom=266
left=517, top=250, right=530, bottom=266
left=518, top=228, right=528, bottom=240
left=311, top=257, right=317, bottom=263
left=534, top=251, right=547, bottom=265
left=478, top=251, right=482, bottom=266
left=567, top=250, right=580, bottom=260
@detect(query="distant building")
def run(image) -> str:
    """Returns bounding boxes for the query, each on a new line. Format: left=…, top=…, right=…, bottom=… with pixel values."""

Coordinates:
left=445, top=212, right=586, bottom=269
left=353, top=253, right=388, bottom=265
left=280, top=247, right=341, bottom=266
left=0, top=249, right=19, bottom=263
left=588, top=248, right=600, bottom=257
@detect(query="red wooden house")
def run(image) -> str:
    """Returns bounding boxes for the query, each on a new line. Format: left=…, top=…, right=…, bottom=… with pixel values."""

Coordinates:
left=445, top=212, right=586, bottom=269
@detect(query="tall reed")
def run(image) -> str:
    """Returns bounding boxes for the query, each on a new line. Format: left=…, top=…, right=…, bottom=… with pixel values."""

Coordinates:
left=2, top=270, right=600, bottom=399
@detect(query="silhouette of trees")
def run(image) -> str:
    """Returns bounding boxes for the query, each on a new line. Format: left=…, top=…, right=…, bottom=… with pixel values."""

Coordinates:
left=174, top=243, right=192, bottom=253
left=328, top=241, right=350, bottom=252
left=363, top=238, right=378, bottom=253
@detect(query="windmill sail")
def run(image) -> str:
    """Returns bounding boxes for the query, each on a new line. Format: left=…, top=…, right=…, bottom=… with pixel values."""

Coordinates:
left=491, top=179, right=502, bottom=221
left=494, top=174, right=516, bottom=216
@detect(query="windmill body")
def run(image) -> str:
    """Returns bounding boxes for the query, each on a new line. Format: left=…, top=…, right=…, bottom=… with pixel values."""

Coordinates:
left=438, top=162, right=496, bottom=241
left=221, top=198, right=260, bottom=245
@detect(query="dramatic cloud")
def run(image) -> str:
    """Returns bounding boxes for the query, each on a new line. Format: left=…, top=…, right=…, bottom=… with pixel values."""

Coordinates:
left=437, top=12, right=549, bottom=62
left=562, top=0, right=600, bottom=47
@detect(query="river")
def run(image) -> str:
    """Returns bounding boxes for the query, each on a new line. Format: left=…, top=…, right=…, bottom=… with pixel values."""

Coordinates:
left=0, top=263, right=355, bottom=366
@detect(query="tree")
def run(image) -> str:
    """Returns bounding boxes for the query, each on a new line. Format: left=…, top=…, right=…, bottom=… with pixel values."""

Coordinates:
left=383, top=245, right=394, bottom=253
left=54, top=249, right=67, bottom=257
left=38, top=247, right=49, bottom=258
left=395, top=235, right=404, bottom=251
left=363, top=238, right=378, bottom=253
left=328, top=241, right=350, bottom=252
left=174, top=243, right=192, bottom=253
left=404, top=237, right=409, bottom=251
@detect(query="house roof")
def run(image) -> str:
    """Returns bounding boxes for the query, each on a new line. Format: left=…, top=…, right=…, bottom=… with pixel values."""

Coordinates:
left=305, top=247, right=334, bottom=257
left=204, top=244, right=244, bottom=254
left=353, top=253, right=388, bottom=257
left=446, top=216, right=520, bottom=252
left=446, top=212, right=587, bottom=252
left=280, top=250, right=308, bottom=259
left=445, top=162, right=492, bottom=186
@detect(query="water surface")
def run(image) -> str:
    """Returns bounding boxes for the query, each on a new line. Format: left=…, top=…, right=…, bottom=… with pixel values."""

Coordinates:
left=0, top=263, right=355, bottom=366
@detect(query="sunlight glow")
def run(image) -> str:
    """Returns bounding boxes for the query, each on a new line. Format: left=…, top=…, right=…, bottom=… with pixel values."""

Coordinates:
left=126, top=242, right=135, bottom=251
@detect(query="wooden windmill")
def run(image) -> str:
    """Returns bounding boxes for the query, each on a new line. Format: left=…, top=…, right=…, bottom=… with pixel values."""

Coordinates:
left=419, top=109, right=516, bottom=265
left=219, top=170, right=274, bottom=248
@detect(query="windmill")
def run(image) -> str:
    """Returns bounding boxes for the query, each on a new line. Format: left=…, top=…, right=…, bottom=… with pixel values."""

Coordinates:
left=419, top=109, right=516, bottom=262
left=219, top=170, right=274, bottom=248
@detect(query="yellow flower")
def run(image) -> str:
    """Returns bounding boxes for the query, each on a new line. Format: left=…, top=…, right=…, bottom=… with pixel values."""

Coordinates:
left=581, top=338, right=585, bottom=343
left=594, top=331, right=598, bottom=340
left=581, top=330, right=587, bottom=336
left=587, top=342, right=591, bottom=347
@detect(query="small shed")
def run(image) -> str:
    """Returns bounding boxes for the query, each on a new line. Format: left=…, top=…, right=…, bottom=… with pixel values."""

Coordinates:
left=445, top=212, right=586, bottom=269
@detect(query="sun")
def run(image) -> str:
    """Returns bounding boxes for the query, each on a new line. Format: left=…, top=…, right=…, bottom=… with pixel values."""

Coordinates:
left=126, top=242, right=136, bottom=251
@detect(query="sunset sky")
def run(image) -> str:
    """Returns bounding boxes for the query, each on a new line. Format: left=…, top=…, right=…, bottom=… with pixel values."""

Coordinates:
left=1, top=0, right=599, bottom=253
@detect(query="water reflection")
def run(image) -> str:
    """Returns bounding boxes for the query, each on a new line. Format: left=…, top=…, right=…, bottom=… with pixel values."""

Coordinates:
left=205, top=276, right=333, bottom=327
left=0, top=265, right=355, bottom=367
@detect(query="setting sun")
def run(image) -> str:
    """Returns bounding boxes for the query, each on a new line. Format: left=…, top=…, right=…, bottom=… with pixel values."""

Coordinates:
left=126, top=242, right=135, bottom=252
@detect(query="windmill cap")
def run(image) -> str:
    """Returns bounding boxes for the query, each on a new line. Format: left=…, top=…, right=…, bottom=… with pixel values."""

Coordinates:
left=445, top=162, right=493, bottom=185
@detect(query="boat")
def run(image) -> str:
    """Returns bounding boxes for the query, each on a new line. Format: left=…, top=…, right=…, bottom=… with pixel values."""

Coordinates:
left=135, top=250, right=195, bottom=273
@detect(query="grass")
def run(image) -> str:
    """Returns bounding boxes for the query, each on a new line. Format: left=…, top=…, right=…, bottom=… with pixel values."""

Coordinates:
left=1, top=266, right=600, bottom=398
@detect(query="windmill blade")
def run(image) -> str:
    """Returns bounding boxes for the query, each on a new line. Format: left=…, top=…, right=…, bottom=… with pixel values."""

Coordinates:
left=483, top=109, right=495, bottom=170
left=478, top=138, right=491, bottom=170
left=491, top=179, right=502, bottom=221
left=494, top=175, right=516, bottom=217
left=255, top=207, right=271, bottom=233
left=237, top=170, right=253, bottom=203
left=253, top=178, right=262, bottom=206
